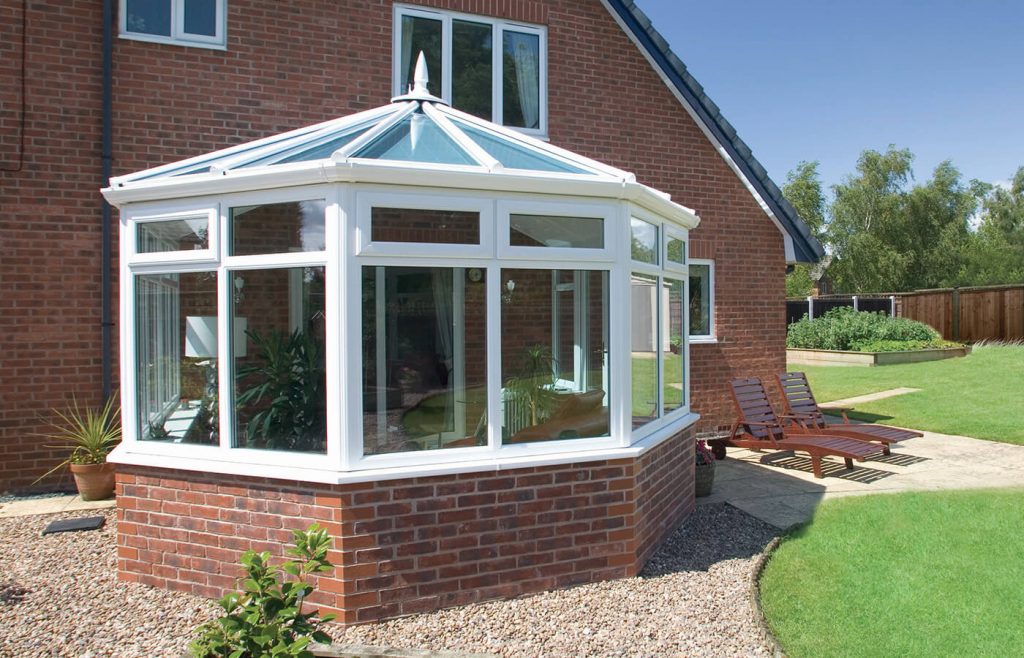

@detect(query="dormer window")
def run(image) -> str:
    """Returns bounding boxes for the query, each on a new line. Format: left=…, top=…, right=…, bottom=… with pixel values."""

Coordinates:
left=393, top=5, right=547, bottom=135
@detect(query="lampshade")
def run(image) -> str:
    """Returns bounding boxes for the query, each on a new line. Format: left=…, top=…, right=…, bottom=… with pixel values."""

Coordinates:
left=185, top=316, right=247, bottom=358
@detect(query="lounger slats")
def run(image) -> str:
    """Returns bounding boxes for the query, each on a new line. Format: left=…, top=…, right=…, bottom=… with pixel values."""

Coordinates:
left=776, top=372, right=924, bottom=447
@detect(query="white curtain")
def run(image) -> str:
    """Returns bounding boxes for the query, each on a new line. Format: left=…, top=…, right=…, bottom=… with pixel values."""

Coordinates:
left=507, top=32, right=539, bottom=129
left=400, top=17, right=414, bottom=92
left=431, top=268, right=455, bottom=430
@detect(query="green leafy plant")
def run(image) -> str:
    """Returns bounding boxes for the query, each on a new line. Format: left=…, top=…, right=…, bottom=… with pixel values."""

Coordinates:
left=786, top=307, right=948, bottom=351
left=34, top=396, right=121, bottom=482
left=236, top=329, right=326, bottom=452
left=506, top=344, right=559, bottom=427
left=189, top=524, right=336, bottom=658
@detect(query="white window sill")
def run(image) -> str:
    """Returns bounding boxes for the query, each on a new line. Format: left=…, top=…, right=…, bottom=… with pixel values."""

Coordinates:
left=690, top=336, right=718, bottom=344
left=119, top=33, right=227, bottom=51
left=108, top=412, right=700, bottom=485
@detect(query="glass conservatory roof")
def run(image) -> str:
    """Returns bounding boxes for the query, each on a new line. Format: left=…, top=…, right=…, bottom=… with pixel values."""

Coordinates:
left=117, top=57, right=627, bottom=186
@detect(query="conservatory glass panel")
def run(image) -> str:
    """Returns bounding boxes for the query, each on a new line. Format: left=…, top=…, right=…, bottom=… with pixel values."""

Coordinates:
left=371, top=208, right=479, bottom=245
left=667, top=236, right=686, bottom=266
left=361, top=266, right=488, bottom=455
left=630, top=273, right=659, bottom=429
left=500, top=268, right=609, bottom=444
left=630, top=218, right=658, bottom=264
left=137, top=217, right=209, bottom=253
left=230, top=200, right=326, bottom=256
left=239, top=126, right=373, bottom=168
left=126, top=0, right=171, bottom=37
left=399, top=15, right=443, bottom=95
left=664, top=277, right=685, bottom=413
left=452, top=20, right=493, bottom=120
left=352, top=114, right=476, bottom=166
left=509, top=214, right=603, bottom=249
left=451, top=120, right=586, bottom=173
left=231, top=267, right=326, bottom=454
left=690, top=263, right=712, bottom=337
left=502, top=31, right=540, bottom=130
left=135, top=271, right=218, bottom=444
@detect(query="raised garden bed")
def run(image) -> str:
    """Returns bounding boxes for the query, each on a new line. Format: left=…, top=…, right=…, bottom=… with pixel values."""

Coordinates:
left=787, top=345, right=970, bottom=367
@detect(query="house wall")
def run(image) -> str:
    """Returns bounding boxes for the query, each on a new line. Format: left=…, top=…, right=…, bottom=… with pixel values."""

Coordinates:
left=114, top=424, right=694, bottom=624
left=2, top=0, right=782, bottom=507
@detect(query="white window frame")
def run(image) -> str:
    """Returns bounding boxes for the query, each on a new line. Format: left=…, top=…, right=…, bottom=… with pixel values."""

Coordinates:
left=689, top=259, right=716, bottom=343
left=627, top=208, right=693, bottom=442
left=119, top=0, right=228, bottom=50
left=392, top=4, right=549, bottom=137
left=497, top=198, right=616, bottom=262
left=127, top=203, right=219, bottom=265
left=355, top=188, right=494, bottom=259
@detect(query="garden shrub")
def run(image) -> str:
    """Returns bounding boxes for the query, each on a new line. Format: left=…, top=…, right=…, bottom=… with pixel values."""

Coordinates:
left=786, top=307, right=944, bottom=351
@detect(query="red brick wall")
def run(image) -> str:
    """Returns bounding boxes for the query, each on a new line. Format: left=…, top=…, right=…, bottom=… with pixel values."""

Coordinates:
left=2, top=0, right=785, bottom=490
left=115, top=425, right=694, bottom=624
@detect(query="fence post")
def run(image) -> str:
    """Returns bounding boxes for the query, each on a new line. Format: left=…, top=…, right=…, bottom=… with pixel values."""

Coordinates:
left=951, top=288, right=961, bottom=342
left=852, top=295, right=859, bottom=312
left=890, top=295, right=896, bottom=318
left=807, top=296, right=814, bottom=320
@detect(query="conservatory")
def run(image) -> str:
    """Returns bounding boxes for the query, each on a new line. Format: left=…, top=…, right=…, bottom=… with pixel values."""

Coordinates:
left=103, top=61, right=701, bottom=621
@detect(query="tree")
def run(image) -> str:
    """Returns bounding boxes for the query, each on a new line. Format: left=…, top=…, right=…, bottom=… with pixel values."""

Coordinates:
left=826, top=147, right=985, bottom=293
left=962, top=167, right=1024, bottom=284
left=782, top=161, right=826, bottom=297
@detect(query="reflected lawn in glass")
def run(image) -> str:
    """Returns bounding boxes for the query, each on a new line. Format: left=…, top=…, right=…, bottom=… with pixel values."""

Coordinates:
left=631, top=352, right=683, bottom=422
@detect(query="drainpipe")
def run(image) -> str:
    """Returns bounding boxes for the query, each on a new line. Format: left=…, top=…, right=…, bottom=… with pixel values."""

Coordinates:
left=101, top=0, right=114, bottom=398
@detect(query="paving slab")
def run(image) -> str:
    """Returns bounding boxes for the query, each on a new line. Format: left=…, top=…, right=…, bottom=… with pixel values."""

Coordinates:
left=699, top=427, right=1024, bottom=529
left=822, top=387, right=921, bottom=408
left=0, top=494, right=115, bottom=518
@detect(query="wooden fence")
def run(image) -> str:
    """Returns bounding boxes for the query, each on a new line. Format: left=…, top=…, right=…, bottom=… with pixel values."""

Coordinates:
left=900, top=285, right=1024, bottom=342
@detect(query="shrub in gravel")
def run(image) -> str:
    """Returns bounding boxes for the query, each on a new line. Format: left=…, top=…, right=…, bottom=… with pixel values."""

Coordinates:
left=188, top=524, right=335, bottom=658
left=787, top=307, right=945, bottom=351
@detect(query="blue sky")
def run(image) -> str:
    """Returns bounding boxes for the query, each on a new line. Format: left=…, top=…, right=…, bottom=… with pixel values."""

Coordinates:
left=634, top=0, right=1024, bottom=195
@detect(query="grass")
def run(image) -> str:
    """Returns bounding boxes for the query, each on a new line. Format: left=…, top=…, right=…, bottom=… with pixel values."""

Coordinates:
left=760, top=489, right=1024, bottom=658
left=792, top=344, right=1024, bottom=445
left=632, top=352, right=683, bottom=417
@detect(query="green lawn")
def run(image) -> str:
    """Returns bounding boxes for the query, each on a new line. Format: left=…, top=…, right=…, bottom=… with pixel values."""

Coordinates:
left=632, top=352, right=683, bottom=418
left=793, top=344, right=1024, bottom=445
left=760, top=490, right=1024, bottom=658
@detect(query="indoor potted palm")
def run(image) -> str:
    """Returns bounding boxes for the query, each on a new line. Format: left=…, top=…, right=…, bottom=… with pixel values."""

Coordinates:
left=36, top=396, right=121, bottom=500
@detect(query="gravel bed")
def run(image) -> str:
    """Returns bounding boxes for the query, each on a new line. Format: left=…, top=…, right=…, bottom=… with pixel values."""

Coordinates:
left=0, top=503, right=777, bottom=658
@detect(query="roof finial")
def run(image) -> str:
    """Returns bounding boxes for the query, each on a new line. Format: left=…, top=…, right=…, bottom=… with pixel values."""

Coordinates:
left=391, top=51, right=447, bottom=105
left=412, top=51, right=430, bottom=95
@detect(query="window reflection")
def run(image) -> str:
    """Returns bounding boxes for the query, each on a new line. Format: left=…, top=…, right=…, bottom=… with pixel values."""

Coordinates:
left=362, top=266, right=488, bottom=455
left=230, top=200, right=326, bottom=256
left=500, top=269, right=609, bottom=443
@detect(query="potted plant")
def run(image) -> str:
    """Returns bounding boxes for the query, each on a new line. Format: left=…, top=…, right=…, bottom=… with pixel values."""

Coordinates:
left=506, top=345, right=559, bottom=428
left=694, top=439, right=716, bottom=497
left=36, top=396, right=121, bottom=500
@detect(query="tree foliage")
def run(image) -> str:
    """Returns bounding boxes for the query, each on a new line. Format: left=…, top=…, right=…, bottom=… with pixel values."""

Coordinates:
left=784, top=146, right=1014, bottom=295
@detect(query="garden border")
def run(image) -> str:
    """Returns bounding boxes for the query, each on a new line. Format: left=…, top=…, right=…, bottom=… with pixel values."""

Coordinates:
left=748, top=534, right=786, bottom=658
left=786, top=346, right=970, bottom=367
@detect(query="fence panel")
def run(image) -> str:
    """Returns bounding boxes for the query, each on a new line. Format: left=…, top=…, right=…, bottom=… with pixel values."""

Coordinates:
left=900, top=291, right=953, bottom=339
left=786, top=300, right=809, bottom=325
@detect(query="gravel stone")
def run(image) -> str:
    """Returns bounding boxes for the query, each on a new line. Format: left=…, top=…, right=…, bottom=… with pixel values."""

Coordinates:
left=0, top=503, right=777, bottom=657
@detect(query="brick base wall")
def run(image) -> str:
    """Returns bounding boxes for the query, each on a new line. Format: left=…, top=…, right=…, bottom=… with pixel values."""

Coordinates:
left=115, top=426, right=694, bottom=624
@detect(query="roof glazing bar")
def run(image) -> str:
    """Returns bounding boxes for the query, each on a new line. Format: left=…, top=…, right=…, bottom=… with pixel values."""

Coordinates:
left=331, top=101, right=419, bottom=162
left=421, top=102, right=500, bottom=171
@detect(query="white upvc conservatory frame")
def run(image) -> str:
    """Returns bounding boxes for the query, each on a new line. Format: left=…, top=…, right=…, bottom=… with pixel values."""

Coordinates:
left=110, top=146, right=699, bottom=485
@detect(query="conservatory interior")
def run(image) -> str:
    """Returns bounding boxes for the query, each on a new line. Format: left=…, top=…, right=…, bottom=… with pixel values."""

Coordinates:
left=103, top=62, right=702, bottom=620
left=105, top=63, right=700, bottom=482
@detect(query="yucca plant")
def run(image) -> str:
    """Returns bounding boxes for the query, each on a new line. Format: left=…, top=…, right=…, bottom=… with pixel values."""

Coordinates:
left=36, top=395, right=121, bottom=477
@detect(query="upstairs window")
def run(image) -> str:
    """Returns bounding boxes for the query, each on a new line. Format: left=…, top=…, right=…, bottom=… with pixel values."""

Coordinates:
left=121, top=0, right=227, bottom=48
left=393, top=5, right=547, bottom=135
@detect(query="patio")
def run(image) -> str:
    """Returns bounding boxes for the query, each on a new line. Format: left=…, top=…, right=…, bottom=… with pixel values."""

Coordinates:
left=701, top=426, right=1024, bottom=528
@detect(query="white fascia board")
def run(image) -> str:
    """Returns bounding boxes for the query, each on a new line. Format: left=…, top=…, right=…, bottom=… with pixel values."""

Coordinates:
left=103, top=160, right=698, bottom=226
left=108, top=412, right=699, bottom=486
left=599, top=0, right=796, bottom=262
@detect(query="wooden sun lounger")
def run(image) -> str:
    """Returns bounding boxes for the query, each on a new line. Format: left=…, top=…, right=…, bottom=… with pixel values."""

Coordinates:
left=707, top=377, right=886, bottom=478
left=776, top=371, right=923, bottom=455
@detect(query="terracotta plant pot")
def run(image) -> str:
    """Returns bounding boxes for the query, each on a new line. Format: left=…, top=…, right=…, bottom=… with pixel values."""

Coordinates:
left=695, top=461, right=715, bottom=497
left=70, top=462, right=115, bottom=501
